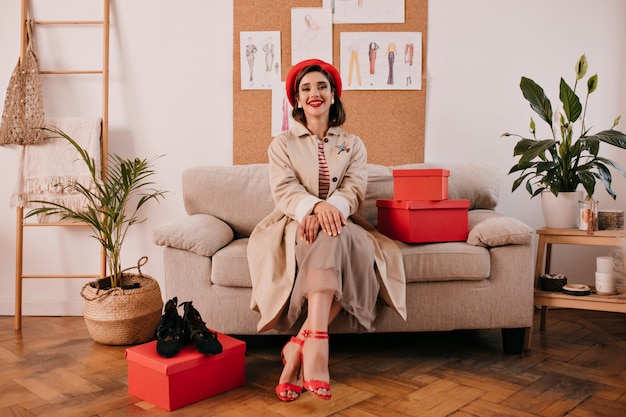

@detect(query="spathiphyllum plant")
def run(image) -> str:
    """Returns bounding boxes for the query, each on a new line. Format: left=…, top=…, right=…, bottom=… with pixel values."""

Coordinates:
left=502, top=54, right=626, bottom=199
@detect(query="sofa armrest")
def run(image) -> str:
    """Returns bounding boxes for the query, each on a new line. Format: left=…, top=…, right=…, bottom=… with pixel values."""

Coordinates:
left=152, top=214, right=235, bottom=257
left=467, top=209, right=533, bottom=248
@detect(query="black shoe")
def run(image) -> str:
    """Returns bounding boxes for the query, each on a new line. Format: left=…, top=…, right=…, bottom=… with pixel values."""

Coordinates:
left=180, top=301, right=222, bottom=355
left=154, top=297, right=183, bottom=357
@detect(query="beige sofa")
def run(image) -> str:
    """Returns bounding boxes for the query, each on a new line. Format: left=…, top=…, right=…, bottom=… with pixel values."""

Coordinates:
left=153, top=163, right=535, bottom=354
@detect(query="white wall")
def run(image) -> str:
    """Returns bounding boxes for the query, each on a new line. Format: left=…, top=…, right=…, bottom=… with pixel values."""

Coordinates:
left=0, top=0, right=234, bottom=316
left=0, top=0, right=624, bottom=316
left=426, top=0, right=626, bottom=282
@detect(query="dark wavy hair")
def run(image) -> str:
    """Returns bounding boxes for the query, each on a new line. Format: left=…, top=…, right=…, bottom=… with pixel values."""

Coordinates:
left=291, top=64, right=346, bottom=127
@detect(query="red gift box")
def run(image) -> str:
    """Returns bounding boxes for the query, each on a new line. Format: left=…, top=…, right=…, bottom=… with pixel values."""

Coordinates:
left=376, top=199, right=469, bottom=243
left=392, top=168, right=450, bottom=201
left=125, top=333, right=246, bottom=411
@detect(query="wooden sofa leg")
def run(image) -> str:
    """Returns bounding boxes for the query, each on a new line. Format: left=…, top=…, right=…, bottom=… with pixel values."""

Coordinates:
left=501, top=327, right=530, bottom=354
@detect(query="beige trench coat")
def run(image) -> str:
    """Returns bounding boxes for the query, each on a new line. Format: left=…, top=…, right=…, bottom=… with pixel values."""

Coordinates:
left=247, top=123, right=407, bottom=332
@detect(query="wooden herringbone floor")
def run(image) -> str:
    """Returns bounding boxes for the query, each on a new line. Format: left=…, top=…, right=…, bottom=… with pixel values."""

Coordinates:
left=2, top=309, right=626, bottom=416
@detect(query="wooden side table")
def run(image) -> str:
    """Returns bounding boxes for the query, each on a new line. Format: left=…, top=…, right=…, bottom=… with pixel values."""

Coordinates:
left=534, top=227, right=626, bottom=330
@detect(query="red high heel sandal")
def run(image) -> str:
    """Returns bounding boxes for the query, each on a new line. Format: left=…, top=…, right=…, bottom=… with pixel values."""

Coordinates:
left=301, top=330, right=331, bottom=400
left=275, top=336, right=304, bottom=402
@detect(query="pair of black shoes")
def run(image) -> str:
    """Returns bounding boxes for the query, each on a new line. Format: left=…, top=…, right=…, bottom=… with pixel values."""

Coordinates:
left=154, top=297, right=223, bottom=358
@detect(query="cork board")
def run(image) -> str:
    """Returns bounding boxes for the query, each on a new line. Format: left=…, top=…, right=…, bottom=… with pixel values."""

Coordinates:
left=233, top=0, right=427, bottom=166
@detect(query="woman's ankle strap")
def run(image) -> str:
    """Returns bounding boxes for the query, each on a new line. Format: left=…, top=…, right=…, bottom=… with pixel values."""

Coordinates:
left=303, top=330, right=329, bottom=339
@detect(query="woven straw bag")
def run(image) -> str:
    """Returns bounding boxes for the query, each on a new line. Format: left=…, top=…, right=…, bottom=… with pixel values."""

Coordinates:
left=0, top=20, right=46, bottom=146
left=80, top=257, right=164, bottom=345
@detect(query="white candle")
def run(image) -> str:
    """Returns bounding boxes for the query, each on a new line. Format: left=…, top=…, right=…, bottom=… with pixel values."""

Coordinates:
left=595, top=271, right=616, bottom=293
left=596, top=256, right=613, bottom=273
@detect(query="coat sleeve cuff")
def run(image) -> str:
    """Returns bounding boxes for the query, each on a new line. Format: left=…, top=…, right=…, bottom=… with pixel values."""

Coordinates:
left=327, top=194, right=350, bottom=220
left=295, top=195, right=322, bottom=223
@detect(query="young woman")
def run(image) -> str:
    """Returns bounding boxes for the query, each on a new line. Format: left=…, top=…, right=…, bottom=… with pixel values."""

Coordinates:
left=247, top=59, right=406, bottom=402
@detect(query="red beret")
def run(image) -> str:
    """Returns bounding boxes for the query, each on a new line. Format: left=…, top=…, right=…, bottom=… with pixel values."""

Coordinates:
left=285, top=59, right=342, bottom=107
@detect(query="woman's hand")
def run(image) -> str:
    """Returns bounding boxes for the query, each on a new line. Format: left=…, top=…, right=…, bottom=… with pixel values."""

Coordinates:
left=298, top=202, right=346, bottom=244
left=299, top=214, right=321, bottom=244
left=313, top=201, right=346, bottom=237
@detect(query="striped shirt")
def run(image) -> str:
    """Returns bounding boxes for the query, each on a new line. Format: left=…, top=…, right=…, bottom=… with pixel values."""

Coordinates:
left=318, top=138, right=330, bottom=199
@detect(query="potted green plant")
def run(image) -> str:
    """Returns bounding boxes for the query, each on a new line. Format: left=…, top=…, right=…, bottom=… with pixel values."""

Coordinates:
left=26, top=126, right=167, bottom=345
left=502, top=54, right=626, bottom=228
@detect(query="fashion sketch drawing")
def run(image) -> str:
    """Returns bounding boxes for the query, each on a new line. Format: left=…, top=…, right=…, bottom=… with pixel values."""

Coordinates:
left=240, top=31, right=281, bottom=90
left=323, top=0, right=405, bottom=24
left=291, top=8, right=333, bottom=65
left=340, top=32, right=421, bottom=91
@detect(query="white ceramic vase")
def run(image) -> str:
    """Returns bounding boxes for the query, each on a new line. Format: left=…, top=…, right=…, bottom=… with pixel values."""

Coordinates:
left=540, top=190, right=583, bottom=228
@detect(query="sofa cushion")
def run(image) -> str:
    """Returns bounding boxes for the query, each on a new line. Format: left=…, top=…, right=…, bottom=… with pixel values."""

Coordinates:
left=397, top=241, right=490, bottom=283
left=152, top=214, right=234, bottom=257
left=182, top=164, right=274, bottom=238
left=358, top=164, right=395, bottom=227
left=211, top=238, right=252, bottom=288
left=210, top=238, right=490, bottom=288
left=467, top=210, right=533, bottom=248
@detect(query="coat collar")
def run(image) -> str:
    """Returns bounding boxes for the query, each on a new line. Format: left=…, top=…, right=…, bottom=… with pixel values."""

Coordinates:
left=291, top=123, right=343, bottom=139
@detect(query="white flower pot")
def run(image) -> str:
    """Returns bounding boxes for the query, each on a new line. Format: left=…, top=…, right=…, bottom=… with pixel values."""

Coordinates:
left=541, top=190, right=583, bottom=228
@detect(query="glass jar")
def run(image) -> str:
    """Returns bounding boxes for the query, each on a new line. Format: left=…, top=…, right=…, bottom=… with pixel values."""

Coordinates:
left=578, top=199, right=598, bottom=231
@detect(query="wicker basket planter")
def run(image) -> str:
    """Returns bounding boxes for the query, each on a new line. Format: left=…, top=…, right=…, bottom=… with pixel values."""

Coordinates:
left=80, top=262, right=163, bottom=346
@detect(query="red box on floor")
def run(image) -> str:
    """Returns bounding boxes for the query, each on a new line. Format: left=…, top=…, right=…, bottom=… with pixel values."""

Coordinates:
left=125, top=333, right=246, bottom=411
left=376, top=199, right=469, bottom=243
left=392, top=168, right=450, bottom=201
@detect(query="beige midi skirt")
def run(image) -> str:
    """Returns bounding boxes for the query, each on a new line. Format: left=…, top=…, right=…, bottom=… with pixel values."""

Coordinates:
left=285, top=222, right=380, bottom=332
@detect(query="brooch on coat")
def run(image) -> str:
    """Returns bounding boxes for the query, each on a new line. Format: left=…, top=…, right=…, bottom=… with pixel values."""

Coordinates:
left=335, top=141, right=350, bottom=154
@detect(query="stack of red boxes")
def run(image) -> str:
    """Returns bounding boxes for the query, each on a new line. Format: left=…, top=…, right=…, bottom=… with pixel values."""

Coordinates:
left=376, top=168, right=470, bottom=243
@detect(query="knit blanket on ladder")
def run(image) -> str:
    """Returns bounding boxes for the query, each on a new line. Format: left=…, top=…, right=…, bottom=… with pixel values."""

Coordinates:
left=11, top=117, right=102, bottom=222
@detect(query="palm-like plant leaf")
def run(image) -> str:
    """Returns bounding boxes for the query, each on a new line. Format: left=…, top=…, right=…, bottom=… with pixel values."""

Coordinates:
left=25, top=127, right=166, bottom=288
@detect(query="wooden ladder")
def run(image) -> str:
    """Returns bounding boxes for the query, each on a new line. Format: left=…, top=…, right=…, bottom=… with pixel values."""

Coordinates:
left=14, top=0, right=110, bottom=330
